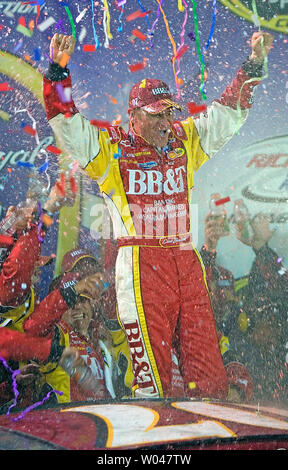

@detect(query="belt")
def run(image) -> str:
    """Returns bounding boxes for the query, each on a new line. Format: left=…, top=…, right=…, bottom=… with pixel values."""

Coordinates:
left=117, top=233, right=193, bottom=249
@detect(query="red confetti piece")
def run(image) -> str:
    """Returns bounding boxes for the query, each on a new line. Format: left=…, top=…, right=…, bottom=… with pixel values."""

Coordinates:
left=23, top=125, right=36, bottom=136
left=18, top=16, right=26, bottom=27
left=187, top=102, right=207, bottom=115
left=90, top=119, right=111, bottom=128
left=174, top=45, right=189, bottom=60
left=129, top=62, right=145, bottom=73
left=215, top=196, right=231, bottom=206
left=56, top=182, right=65, bottom=196
left=132, top=29, right=147, bottom=41
left=126, top=9, right=151, bottom=22
left=46, top=145, right=62, bottom=155
left=69, top=176, right=77, bottom=194
left=83, top=44, right=96, bottom=52
left=0, top=83, right=13, bottom=91
left=56, top=173, right=66, bottom=197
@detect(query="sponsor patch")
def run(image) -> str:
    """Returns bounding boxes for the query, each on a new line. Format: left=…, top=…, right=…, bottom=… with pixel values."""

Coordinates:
left=138, top=161, right=158, bottom=170
left=167, top=148, right=185, bottom=160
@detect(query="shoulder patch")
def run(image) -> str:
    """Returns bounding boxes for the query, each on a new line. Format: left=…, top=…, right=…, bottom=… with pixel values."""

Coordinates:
left=171, top=121, right=188, bottom=141
left=106, top=126, right=122, bottom=144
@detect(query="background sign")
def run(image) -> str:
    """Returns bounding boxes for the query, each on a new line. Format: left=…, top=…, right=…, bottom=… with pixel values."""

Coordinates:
left=219, top=0, right=288, bottom=34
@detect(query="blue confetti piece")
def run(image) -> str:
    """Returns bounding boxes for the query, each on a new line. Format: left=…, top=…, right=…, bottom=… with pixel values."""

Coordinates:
left=38, top=161, right=49, bottom=173
left=13, top=39, right=23, bottom=54
left=20, top=121, right=27, bottom=128
left=34, top=48, right=41, bottom=61
left=17, top=161, right=34, bottom=168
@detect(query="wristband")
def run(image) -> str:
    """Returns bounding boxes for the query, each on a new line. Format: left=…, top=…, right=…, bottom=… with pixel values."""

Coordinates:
left=45, top=62, right=70, bottom=82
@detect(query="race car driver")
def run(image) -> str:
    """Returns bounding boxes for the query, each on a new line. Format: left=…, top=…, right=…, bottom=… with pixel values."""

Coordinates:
left=43, top=30, right=273, bottom=399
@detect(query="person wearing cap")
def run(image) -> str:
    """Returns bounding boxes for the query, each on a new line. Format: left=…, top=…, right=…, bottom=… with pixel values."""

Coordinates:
left=21, top=247, right=110, bottom=404
left=43, top=31, right=273, bottom=400
left=0, top=176, right=76, bottom=332
left=61, top=247, right=134, bottom=399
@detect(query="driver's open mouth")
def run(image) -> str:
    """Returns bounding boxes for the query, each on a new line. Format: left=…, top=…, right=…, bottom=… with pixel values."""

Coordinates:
left=159, top=129, right=169, bottom=136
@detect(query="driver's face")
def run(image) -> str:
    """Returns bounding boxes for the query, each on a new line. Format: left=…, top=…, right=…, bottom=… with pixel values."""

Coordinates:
left=131, top=107, right=174, bottom=148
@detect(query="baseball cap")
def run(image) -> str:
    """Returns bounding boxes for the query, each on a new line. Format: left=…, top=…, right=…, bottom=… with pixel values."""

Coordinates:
left=61, top=248, right=98, bottom=273
left=129, top=78, right=182, bottom=114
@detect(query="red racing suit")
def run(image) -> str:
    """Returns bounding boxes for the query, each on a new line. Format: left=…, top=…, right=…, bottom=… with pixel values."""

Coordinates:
left=43, top=58, right=263, bottom=399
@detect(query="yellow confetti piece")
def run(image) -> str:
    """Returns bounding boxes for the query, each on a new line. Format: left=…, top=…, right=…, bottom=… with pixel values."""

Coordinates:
left=0, top=110, right=10, bottom=121
left=178, top=0, right=185, bottom=12
left=103, top=0, right=113, bottom=40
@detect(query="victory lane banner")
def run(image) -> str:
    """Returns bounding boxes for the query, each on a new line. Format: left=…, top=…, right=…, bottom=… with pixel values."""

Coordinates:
left=219, top=0, right=288, bottom=34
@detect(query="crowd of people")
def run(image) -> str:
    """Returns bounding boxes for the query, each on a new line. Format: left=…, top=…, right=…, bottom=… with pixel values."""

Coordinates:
left=201, top=204, right=288, bottom=406
left=0, top=181, right=286, bottom=413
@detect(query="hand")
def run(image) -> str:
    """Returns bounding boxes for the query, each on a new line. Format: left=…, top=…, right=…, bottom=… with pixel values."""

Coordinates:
left=204, top=213, right=228, bottom=251
left=7, top=203, right=36, bottom=232
left=74, top=272, right=107, bottom=301
left=249, top=31, right=274, bottom=61
left=235, top=212, right=274, bottom=249
left=50, top=33, right=76, bottom=65
left=250, top=212, right=274, bottom=250
left=43, top=174, right=77, bottom=213
left=16, top=363, right=41, bottom=387
left=59, top=347, right=86, bottom=371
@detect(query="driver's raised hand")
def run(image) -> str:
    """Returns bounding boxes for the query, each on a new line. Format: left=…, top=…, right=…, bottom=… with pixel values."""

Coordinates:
left=50, top=33, right=76, bottom=65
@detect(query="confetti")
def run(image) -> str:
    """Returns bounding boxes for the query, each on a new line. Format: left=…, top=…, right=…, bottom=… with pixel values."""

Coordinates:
left=56, top=174, right=66, bottom=197
left=188, top=31, right=195, bottom=41
left=102, top=0, right=113, bottom=49
left=56, top=84, right=72, bottom=103
left=16, top=24, right=33, bottom=37
left=214, top=196, right=231, bottom=206
left=63, top=5, right=76, bottom=41
left=18, top=16, right=26, bottom=27
left=174, top=44, right=189, bottom=61
left=204, top=0, right=217, bottom=51
left=69, top=176, right=78, bottom=194
left=0, top=110, right=11, bottom=121
left=23, top=125, right=36, bottom=136
left=149, top=0, right=163, bottom=46
left=38, top=161, right=49, bottom=173
left=129, top=62, right=145, bottom=73
left=46, top=145, right=62, bottom=155
left=83, top=44, right=96, bottom=52
left=155, top=1, right=180, bottom=97
left=79, top=26, right=87, bottom=43
left=190, top=0, right=207, bottom=100
left=126, top=9, right=152, bottom=22
left=0, top=83, right=13, bottom=92
left=76, top=7, right=88, bottom=23
left=37, top=17, right=56, bottom=32
left=17, top=161, right=34, bottom=168
left=13, top=389, right=63, bottom=422
left=13, top=39, right=24, bottom=54
left=0, top=356, right=20, bottom=416
left=187, top=102, right=207, bottom=114
left=178, top=0, right=185, bottom=12
left=91, top=0, right=100, bottom=49
left=132, top=29, right=147, bottom=42
left=33, top=48, right=41, bottom=61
